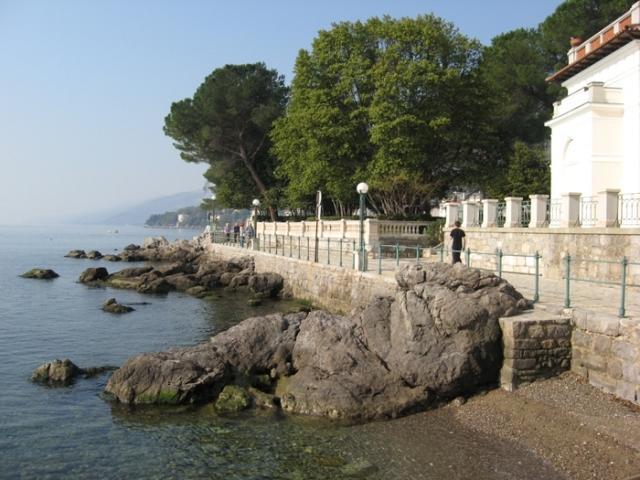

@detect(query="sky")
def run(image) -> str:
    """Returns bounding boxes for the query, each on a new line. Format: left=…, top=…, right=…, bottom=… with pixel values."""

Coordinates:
left=0, top=0, right=563, bottom=225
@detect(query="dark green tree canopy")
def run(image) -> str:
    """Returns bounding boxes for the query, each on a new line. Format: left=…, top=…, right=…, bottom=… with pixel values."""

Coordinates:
left=272, top=15, right=498, bottom=218
left=164, top=63, right=288, bottom=219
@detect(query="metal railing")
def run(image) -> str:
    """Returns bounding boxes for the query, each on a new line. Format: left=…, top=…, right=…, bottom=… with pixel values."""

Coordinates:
left=562, top=255, right=638, bottom=317
left=521, top=200, right=531, bottom=227
left=497, top=202, right=506, bottom=227
left=549, top=199, right=562, bottom=227
left=579, top=196, right=598, bottom=227
left=619, top=193, right=640, bottom=227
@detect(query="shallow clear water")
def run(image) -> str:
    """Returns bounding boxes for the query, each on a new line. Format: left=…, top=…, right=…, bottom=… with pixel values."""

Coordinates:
left=0, top=225, right=566, bottom=479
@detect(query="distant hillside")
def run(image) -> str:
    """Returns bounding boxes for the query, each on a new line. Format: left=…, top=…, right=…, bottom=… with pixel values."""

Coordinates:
left=145, top=206, right=208, bottom=228
left=72, top=190, right=208, bottom=225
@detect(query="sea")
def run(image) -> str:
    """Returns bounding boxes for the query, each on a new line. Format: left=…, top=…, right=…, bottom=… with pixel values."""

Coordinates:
left=0, top=224, right=566, bottom=479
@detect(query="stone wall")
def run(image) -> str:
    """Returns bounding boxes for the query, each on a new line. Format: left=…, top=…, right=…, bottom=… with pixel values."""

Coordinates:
left=202, top=242, right=396, bottom=314
left=499, top=312, right=573, bottom=391
left=571, top=309, right=640, bottom=404
left=455, top=227, right=640, bottom=284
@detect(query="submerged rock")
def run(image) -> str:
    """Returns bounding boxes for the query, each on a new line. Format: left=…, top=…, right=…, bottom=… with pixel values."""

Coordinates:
left=86, top=250, right=103, bottom=260
left=102, top=298, right=134, bottom=314
left=214, top=385, right=251, bottom=413
left=32, top=359, right=81, bottom=384
left=20, top=268, right=59, bottom=279
left=64, top=249, right=86, bottom=259
left=105, top=263, right=530, bottom=421
left=102, top=254, right=122, bottom=262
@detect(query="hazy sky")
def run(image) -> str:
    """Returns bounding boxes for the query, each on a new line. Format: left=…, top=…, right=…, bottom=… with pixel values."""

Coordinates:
left=0, top=0, right=562, bottom=225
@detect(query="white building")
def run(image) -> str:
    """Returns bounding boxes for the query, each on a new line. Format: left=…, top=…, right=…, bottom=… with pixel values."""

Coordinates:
left=546, top=2, right=640, bottom=205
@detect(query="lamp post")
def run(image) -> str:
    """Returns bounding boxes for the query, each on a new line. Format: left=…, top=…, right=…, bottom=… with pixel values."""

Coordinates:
left=252, top=198, right=260, bottom=250
left=356, top=182, right=369, bottom=271
left=210, top=193, right=216, bottom=235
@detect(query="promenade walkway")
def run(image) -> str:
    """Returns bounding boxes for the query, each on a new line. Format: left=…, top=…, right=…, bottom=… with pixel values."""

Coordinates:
left=374, top=256, right=640, bottom=319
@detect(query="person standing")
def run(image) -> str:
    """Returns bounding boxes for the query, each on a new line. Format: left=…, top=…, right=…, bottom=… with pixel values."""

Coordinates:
left=450, top=221, right=466, bottom=264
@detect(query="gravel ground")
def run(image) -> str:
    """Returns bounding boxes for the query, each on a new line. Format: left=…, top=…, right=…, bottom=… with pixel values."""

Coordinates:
left=450, top=372, right=640, bottom=480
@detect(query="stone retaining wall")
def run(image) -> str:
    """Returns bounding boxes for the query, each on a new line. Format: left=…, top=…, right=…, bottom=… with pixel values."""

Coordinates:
left=499, top=313, right=573, bottom=391
left=203, top=242, right=396, bottom=314
left=570, top=309, right=640, bottom=404
left=454, top=227, right=640, bottom=284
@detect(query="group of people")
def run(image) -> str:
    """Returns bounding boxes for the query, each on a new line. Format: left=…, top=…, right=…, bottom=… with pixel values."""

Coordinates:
left=221, top=222, right=255, bottom=243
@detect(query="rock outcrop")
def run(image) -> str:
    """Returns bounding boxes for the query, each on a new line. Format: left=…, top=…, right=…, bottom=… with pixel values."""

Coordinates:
left=64, top=250, right=86, bottom=259
left=33, top=359, right=117, bottom=385
left=102, top=298, right=134, bottom=314
left=75, top=238, right=284, bottom=301
left=20, top=268, right=59, bottom=279
left=86, top=250, right=103, bottom=260
left=105, top=263, right=531, bottom=421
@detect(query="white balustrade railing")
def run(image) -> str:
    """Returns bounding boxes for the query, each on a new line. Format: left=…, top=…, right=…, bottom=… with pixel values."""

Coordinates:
left=549, top=199, right=562, bottom=227
left=579, top=196, right=598, bottom=227
left=619, top=193, right=640, bottom=227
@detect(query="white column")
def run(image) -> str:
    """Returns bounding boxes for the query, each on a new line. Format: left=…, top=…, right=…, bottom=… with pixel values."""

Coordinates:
left=504, top=197, right=523, bottom=228
left=596, top=189, right=620, bottom=228
left=559, top=192, right=581, bottom=228
left=482, top=199, right=498, bottom=228
left=445, top=202, right=460, bottom=228
left=529, top=195, right=549, bottom=228
left=461, top=201, right=478, bottom=228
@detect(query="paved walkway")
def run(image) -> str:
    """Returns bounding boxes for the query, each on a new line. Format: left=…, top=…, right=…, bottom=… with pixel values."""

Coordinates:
left=371, top=256, right=640, bottom=319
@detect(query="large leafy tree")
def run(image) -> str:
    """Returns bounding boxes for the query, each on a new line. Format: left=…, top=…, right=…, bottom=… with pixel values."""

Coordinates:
left=272, top=15, right=498, bottom=218
left=164, top=63, right=288, bottom=220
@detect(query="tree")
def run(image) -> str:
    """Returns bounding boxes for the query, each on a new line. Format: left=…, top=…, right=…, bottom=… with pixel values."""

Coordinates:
left=164, top=63, right=288, bottom=220
left=272, top=15, right=498, bottom=218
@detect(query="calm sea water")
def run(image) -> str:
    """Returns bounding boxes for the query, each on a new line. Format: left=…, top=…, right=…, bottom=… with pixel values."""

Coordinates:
left=0, top=225, right=565, bottom=480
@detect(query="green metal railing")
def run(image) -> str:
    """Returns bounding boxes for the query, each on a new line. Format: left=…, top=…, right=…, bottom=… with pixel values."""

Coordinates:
left=434, top=246, right=541, bottom=303
left=562, top=255, right=636, bottom=317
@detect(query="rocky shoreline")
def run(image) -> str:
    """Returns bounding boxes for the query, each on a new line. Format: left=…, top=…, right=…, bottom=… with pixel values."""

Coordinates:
left=76, top=237, right=531, bottom=421
left=38, top=236, right=533, bottom=422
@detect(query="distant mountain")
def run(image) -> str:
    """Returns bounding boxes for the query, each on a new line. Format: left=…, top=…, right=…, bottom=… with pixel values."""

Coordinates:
left=72, top=190, right=208, bottom=225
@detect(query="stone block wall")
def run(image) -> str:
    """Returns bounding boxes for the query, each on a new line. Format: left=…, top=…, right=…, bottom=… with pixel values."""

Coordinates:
left=571, top=309, right=640, bottom=404
left=453, top=227, right=640, bottom=284
left=202, top=242, right=396, bottom=314
left=499, top=313, right=573, bottom=391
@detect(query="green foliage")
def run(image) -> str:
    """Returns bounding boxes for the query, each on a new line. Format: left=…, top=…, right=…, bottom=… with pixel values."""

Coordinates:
left=486, top=142, right=550, bottom=198
left=272, top=15, right=498, bottom=218
left=540, top=0, right=635, bottom=70
left=164, top=63, right=288, bottom=218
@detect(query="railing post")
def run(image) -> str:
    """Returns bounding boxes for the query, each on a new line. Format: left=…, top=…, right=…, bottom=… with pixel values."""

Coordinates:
left=620, top=256, right=627, bottom=318
left=445, top=202, right=461, bottom=228
left=416, top=245, right=420, bottom=265
left=327, top=238, right=330, bottom=265
left=504, top=197, right=523, bottom=228
left=378, top=245, right=382, bottom=274
left=352, top=240, right=356, bottom=269
left=564, top=254, right=571, bottom=308
left=529, top=195, right=549, bottom=228
left=438, top=244, right=444, bottom=263
left=534, top=251, right=540, bottom=303
left=461, top=201, right=479, bottom=228
left=395, top=243, right=400, bottom=266
left=481, top=199, right=499, bottom=228
left=307, top=237, right=310, bottom=261
left=298, top=236, right=301, bottom=259
left=496, top=248, right=503, bottom=278
left=339, top=239, right=343, bottom=267
left=465, top=247, right=471, bottom=267
left=269, top=234, right=272, bottom=253
left=596, top=189, right=620, bottom=228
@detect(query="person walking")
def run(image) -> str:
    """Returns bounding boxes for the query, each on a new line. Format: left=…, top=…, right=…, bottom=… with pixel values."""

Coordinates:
left=450, top=221, right=466, bottom=264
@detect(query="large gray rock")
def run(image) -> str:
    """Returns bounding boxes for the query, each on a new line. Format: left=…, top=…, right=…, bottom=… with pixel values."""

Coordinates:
left=64, top=250, right=86, bottom=259
left=78, top=267, right=109, bottom=283
left=248, top=273, right=284, bottom=298
left=86, top=250, right=103, bottom=260
left=105, top=313, right=304, bottom=404
left=105, top=263, right=529, bottom=421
